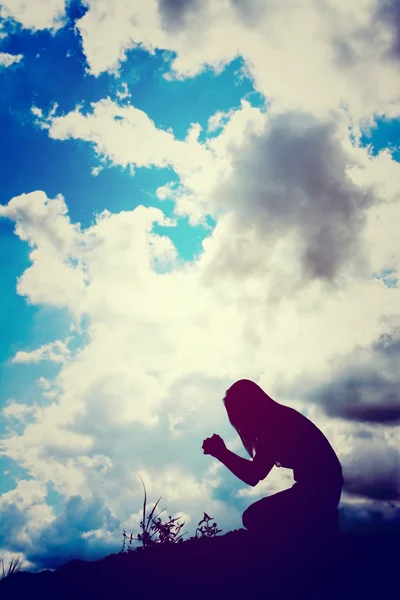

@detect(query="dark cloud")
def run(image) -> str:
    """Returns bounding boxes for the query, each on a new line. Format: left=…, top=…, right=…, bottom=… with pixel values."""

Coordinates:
left=343, top=403, right=400, bottom=423
left=331, top=0, right=400, bottom=68
left=350, top=428, right=374, bottom=440
left=343, top=459, right=400, bottom=500
left=315, top=373, right=400, bottom=424
left=371, top=326, right=400, bottom=356
left=331, top=38, right=360, bottom=69
left=302, top=324, right=400, bottom=425
left=331, top=23, right=381, bottom=70
left=204, top=111, right=373, bottom=289
left=339, top=500, right=400, bottom=534
left=158, top=0, right=200, bottom=30
left=230, top=0, right=270, bottom=26
left=376, top=0, right=400, bottom=61
left=341, top=433, right=400, bottom=502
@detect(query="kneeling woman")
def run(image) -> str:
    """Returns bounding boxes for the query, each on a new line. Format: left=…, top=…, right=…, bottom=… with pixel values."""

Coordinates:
left=202, top=379, right=343, bottom=540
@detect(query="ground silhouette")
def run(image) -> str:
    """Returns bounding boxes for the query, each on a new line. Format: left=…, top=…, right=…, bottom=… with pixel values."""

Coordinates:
left=0, top=529, right=397, bottom=599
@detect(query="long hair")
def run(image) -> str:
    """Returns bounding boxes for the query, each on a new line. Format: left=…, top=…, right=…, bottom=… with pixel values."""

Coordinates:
left=223, top=379, right=279, bottom=458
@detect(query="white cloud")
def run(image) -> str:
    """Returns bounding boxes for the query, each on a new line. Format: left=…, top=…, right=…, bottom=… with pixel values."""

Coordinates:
left=42, top=99, right=186, bottom=170
left=36, top=99, right=220, bottom=226
left=2, top=400, right=36, bottom=421
left=37, top=377, right=51, bottom=390
left=91, top=165, right=103, bottom=177
left=207, top=108, right=236, bottom=133
left=0, top=0, right=66, bottom=31
left=35, top=97, right=265, bottom=226
left=75, top=0, right=400, bottom=121
left=0, top=52, right=23, bottom=67
left=115, top=82, right=131, bottom=101
left=0, top=191, right=87, bottom=314
left=0, top=479, right=54, bottom=561
left=349, top=147, right=400, bottom=205
left=0, top=479, right=121, bottom=570
left=31, top=106, right=43, bottom=118
left=12, top=339, right=72, bottom=364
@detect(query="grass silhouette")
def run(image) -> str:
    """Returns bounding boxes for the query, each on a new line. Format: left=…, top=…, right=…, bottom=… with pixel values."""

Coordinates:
left=0, top=556, right=24, bottom=580
left=121, top=476, right=222, bottom=552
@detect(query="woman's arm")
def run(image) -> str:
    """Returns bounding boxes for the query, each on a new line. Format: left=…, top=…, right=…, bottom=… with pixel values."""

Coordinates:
left=216, top=447, right=258, bottom=487
left=202, top=434, right=274, bottom=486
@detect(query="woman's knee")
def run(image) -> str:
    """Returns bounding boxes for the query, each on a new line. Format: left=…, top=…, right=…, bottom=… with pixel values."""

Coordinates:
left=242, top=498, right=268, bottom=530
left=242, top=503, right=259, bottom=530
left=242, top=506, right=251, bottom=529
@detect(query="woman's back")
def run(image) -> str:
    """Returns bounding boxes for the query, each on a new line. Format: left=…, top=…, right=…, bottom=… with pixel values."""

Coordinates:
left=258, top=403, right=343, bottom=488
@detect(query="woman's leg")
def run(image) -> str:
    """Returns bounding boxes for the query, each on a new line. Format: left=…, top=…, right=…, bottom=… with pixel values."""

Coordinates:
left=242, top=483, right=340, bottom=538
left=242, top=486, right=302, bottom=535
left=241, top=483, right=342, bottom=595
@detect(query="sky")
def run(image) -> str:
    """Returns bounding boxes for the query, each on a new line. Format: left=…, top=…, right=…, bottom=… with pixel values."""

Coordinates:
left=0, top=0, right=399, bottom=573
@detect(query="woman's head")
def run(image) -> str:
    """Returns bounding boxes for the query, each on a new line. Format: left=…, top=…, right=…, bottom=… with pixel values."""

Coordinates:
left=223, top=379, right=278, bottom=458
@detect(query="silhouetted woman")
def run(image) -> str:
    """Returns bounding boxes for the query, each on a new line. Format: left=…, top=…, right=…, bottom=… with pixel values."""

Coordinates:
left=202, top=379, right=343, bottom=542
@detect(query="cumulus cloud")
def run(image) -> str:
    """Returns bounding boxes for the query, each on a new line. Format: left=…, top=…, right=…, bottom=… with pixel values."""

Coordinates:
left=32, top=87, right=399, bottom=297
left=2, top=401, right=36, bottom=421
left=12, top=339, right=72, bottom=364
left=74, top=0, right=400, bottom=120
left=40, top=100, right=185, bottom=170
left=207, top=108, right=236, bottom=133
left=34, top=97, right=265, bottom=225
left=200, top=110, right=374, bottom=289
left=0, top=480, right=121, bottom=571
left=0, top=0, right=66, bottom=31
left=0, top=191, right=87, bottom=313
left=0, top=190, right=82, bottom=256
left=0, top=51, right=22, bottom=67
left=0, top=480, right=54, bottom=557
left=27, top=494, right=121, bottom=569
